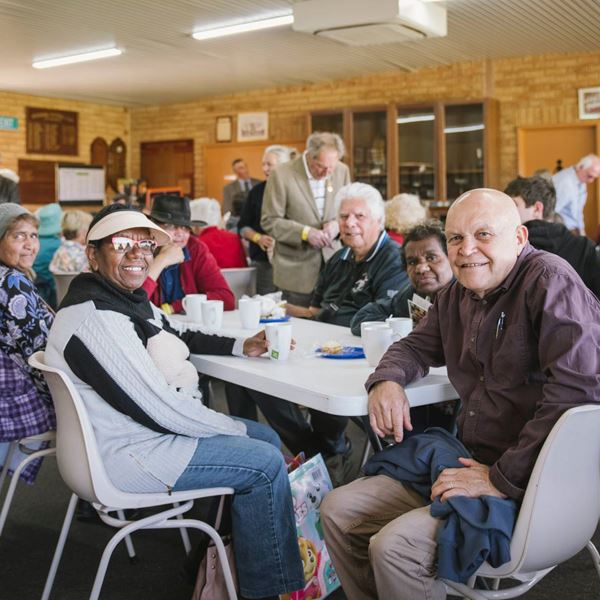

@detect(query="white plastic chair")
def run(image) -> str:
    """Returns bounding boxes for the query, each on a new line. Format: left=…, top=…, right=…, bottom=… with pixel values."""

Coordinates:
left=444, top=404, right=600, bottom=599
left=52, top=272, right=79, bottom=305
left=0, top=431, right=56, bottom=537
left=221, top=267, right=257, bottom=305
left=29, top=351, right=236, bottom=600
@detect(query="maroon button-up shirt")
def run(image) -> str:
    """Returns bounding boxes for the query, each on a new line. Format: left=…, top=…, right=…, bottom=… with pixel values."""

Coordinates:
left=366, top=244, right=600, bottom=500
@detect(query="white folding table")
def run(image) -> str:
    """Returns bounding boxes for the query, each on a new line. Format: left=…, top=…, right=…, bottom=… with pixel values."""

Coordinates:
left=184, top=311, right=457, bottom=418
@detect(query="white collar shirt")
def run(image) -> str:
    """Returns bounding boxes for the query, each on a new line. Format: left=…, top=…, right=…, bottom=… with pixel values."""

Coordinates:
left=302, top=152, right=327, bottom=219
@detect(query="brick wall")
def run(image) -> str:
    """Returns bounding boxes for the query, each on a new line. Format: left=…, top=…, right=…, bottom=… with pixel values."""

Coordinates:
left=2, top=50, right=598, bottom=201
left=130, top=50, right=600, bottom=197
left=0, top=91, right=130, bottom=182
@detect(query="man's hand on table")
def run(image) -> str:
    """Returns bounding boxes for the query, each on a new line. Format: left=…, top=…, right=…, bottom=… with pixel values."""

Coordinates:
left=431, top=458, right=507, bottom=502
left=368, top=381, right=413, bottom=443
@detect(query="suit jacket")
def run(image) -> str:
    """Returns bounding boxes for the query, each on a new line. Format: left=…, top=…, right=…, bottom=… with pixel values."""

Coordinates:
left=222, top=178, right=261, bottom=215
left=261, top=155, right=351, bottom=294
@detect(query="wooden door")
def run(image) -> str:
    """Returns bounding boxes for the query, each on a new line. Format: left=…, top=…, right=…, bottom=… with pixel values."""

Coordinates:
left=518, top=123, right=600, bottom=237
left=108, top=138, right=127, bottom=193
left=90, top=137, right=109, bottom=189
left=204, top=140, right=304, bottom=205
left=141, top=139, right=194, bottom=197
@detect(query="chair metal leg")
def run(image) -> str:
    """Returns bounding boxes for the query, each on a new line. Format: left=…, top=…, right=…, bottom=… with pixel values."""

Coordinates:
left=0, top=446, right=55, bottom=536
left=116, top=509, right=137, bottom=560
left=41, top=492, right=78, bottom=600
left=587, top=541, right=600, bottom=579
left=173, top=502, right=192, bottom=555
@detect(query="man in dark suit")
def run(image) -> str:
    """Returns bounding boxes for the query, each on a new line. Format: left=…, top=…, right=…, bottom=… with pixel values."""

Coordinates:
left=222, top=158, right=261, bottom=217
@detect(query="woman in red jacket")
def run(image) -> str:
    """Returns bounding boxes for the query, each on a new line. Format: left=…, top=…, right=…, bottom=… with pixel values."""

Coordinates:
left=141, top=194, right=234, bottom=314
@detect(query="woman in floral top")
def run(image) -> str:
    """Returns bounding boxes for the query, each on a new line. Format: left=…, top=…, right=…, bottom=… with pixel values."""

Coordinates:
left=0, top=204, right=55, bottom=483
left=49, top=209, right=92, bottom=273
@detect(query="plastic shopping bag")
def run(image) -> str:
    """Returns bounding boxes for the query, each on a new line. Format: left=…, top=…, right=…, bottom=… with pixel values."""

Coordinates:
left=282, top=453, right=341, bottom=600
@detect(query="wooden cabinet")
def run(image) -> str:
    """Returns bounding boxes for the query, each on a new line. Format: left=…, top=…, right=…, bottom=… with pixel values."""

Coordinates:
left=310, top=99, right=499, bottom=211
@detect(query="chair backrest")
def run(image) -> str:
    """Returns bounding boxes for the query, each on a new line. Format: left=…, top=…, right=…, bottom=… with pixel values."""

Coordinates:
left=496, top=404, right=600, bottom=574
left=53, top=272, right=79, bottom=304
left=221, top=267, right=257, bottom=305
left=28, top=351, right=125, bottom=508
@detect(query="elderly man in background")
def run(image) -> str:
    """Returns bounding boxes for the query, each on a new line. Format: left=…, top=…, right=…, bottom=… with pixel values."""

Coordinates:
left=350, top=219, right=453, bottom=335
left=505, top=175, right=600, bottom=298
left=229, top=182, right=407, bottom=485
left=261, top=131, right=351, bottom=307
left=321, top=188, right=600, bottom=600
left=222, top=158, right=261, bottom=219
left=552, top=153, right=600, bottom=235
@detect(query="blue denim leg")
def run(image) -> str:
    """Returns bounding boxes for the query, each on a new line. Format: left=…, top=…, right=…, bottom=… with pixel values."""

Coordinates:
left=173, top=418, right=304, bottom=598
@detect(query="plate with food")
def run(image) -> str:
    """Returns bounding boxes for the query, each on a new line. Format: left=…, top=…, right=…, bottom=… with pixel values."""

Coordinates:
left=317, top=341, right=365, bottom=359
left=259, top=315, right=291, bottom=324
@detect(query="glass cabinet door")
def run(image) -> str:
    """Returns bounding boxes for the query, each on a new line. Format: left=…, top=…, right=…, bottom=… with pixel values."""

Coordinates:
left=397, top=107, right=436, bottom=200
left=444, top=104, right=485, bottom=200
left=352, top=110, right=387, bottom=198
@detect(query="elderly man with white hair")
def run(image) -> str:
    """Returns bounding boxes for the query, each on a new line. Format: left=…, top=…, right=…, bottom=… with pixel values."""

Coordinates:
left=261, top=131, right=351, bottom=307
left=552, top=153, right=600, bottom=235
left=286, top=182, right=408, bottom=326
left=227, top=182, right=408, bottom=486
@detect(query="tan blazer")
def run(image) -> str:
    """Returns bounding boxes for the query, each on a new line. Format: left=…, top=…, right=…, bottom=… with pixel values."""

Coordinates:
left=261, top=156, right=351, bottom=294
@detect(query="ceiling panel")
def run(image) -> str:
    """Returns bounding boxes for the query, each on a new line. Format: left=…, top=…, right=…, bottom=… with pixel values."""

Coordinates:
left=0, top=0, right=598, bottom=106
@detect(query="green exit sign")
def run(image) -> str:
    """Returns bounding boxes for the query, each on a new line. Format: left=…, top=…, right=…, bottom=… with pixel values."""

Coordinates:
left=0, top=116, right=18, bottom=130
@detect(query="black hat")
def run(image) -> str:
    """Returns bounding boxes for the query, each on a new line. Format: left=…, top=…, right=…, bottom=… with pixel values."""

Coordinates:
left=151, top=193, right=199, bottom=227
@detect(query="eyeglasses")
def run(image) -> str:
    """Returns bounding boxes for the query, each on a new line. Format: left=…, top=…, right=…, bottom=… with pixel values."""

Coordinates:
left=111, top=236, right=157, bottom=255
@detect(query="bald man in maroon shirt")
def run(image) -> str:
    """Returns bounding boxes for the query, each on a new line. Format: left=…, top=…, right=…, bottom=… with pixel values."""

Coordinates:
left=321, top=188, right=600, bottom=600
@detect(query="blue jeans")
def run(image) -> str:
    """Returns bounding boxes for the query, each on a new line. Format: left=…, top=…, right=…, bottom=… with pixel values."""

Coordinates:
left=173, top=419, right=304, bottom=598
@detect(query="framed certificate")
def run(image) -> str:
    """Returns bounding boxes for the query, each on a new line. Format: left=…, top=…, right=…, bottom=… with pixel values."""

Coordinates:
left=216, top=116, right=233, bottom=142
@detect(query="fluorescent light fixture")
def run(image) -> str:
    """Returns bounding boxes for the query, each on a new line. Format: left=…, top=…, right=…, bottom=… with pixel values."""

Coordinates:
left=444, top=124, right=484, bottom=134
left=192, top=14, right=293, bottom=41
left=33, top=47, right=122, bottom=69
left=397, top=114, right=436, bottom=124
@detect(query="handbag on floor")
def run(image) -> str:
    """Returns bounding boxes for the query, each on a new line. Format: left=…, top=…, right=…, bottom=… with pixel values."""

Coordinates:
left=191, top=536, right=237, bottom=600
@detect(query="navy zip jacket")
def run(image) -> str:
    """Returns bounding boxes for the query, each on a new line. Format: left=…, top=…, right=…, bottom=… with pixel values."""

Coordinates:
left=364, top=428, right=517, bottom=583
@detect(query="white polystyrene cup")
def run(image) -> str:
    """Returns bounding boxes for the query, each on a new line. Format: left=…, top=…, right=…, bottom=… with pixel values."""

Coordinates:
left=362, top=324, right=394, bottom=367
left=239, top=298, right=262, bottom=329
left=264, top=322, right=292, bottom=362
left=182, top=294, right=207, bottom=323
left=360, top=320, right=392, bottom=339
left=201, top=300, right=223, bottom=330
left=386, top=316, right=413, bottom=341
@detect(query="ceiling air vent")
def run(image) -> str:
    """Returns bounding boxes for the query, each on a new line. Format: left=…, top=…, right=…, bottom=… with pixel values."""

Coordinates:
left=292, top=0, right=447, bottom=46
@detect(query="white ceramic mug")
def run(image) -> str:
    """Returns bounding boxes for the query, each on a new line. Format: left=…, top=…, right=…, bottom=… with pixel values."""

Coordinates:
left=201, top=300, right=223, bottom=330
left=238, top=298, right=262, bottom=329
left=265, top=322, right=293, bottom=362
left=182, top=294, right=207, bottom=323
left=360, top=320, right=392, bottom=339
left=362, top=324, right=394, bottom=367
left=386, top=316, right=413, bottom=341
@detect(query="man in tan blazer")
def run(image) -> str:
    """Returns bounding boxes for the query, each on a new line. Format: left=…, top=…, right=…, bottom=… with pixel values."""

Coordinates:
left=261, top=131, right=351, bottom=306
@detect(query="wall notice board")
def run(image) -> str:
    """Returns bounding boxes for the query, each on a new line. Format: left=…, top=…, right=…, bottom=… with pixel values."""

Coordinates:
left=56, top=164, right=105, bottom=203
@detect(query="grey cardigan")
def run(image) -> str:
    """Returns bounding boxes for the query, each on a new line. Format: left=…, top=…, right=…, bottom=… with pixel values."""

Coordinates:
left=45, top=274, right=246, bottom=493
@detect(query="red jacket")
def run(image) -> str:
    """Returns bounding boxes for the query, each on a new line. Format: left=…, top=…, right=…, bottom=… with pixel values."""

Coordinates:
left=197, top=227, right=248, bottom=269
left=142, top=235, right=235, bottom=313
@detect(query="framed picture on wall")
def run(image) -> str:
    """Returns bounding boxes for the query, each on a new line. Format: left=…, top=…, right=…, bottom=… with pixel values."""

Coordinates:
left=216, top=116, right=232, bottom=142
left=237, top=112, right=268, bottom=142
left=578, top=87, right=600, bottom=120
